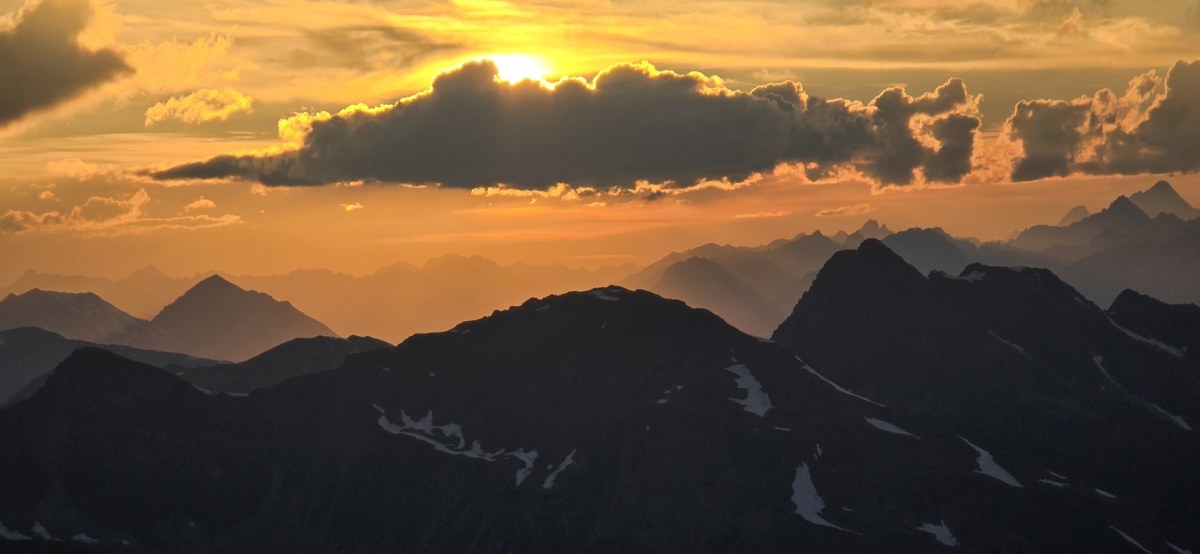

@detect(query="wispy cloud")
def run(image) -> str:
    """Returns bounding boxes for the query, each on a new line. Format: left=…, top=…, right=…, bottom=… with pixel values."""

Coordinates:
left=814, top=203, right=875, bottom=217
left=144, top=88, right=254, bottom=126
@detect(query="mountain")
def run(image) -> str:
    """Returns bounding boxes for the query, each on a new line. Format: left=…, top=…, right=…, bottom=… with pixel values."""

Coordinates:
left=1129, top=180, right=1200, bottom=220
left=845, top=218, right=893, bottom=242
left=0, top=267, right=201, bottom=319
left=628, top=232, right=841, bottom=336
left=172, top=335, right=391, bottom=393
left=1061, top=218, right=1200, bottom=306
left=880, top=227, right=972, bottom=274
left=0, top=327, right=216, bottom=407
left=773, top=240, right=1200, bottom=546
left=1011, top=195, right=1157, bottom=256
left=1108, top=289, right=1200, bottom=366
left=0, top=289, right=176, bottom=351
left=1057, top=205, right=1090, bottom=226
left=150, top=275, right=337, bottom=362
left=229, top=256, right=631, bottom=342
left=1, top=287, right=1197, bottom=551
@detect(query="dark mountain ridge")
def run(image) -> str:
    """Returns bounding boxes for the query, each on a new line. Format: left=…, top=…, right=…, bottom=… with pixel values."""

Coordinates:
left=0, top=284, right=1196, bottom=551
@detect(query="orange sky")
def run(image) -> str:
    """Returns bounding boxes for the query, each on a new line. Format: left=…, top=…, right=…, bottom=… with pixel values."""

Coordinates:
left=2, top=0, right=1200, bottom=281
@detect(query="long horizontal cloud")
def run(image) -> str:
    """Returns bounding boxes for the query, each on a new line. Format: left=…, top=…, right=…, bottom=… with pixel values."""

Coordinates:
left=1005, top=58, right=1200, bottom=181
left=0, top=0, right=132, bottom=127
left=0, top=189, right=240, bottom=235
left=153, top=61, right=980, bottom=189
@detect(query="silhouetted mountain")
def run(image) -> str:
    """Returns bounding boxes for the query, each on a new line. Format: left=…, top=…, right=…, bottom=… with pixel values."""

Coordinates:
left=652, top=257, right=784, bottom=335
left=773, top=240, right=1200, bottom=548
left=626, top=232, right=842, bottom=336
left=847, top=219, right=892, bottom=242
left=150, top=275, right=336, bottom=362
left=172, top=335, right=391, bottom=393
left=231, top=256, right=630, bottom=342
left=0, top=267, right=200, bottom=319
left=1061, top=218, right=1200, bottom=306
left=1129, top=180, right=1200, bottom=220
left=1, top=287, right=1197, bottom=551
left=1011, top=195, right=1156, bottom=255
left=1109, top=289, right=1200, bottom=366
left=0, top=289, right=177, bottom=351
left=1057, top=205, right=1090, bottom=226
left=0, top=327, right=216, bottom=407
left=881, top=227, right=972, bottom=274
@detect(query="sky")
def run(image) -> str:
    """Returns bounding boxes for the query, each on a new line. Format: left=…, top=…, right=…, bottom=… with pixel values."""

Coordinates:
left=2, top=0, right=1200, bottom=280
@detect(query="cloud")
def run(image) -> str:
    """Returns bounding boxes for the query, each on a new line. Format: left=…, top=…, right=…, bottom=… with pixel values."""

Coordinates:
left=1005, top=58, right=1200, bottom=180
left=732, top=210, right=792, bottom=219
left=151, top=61, right=980, bottom=190
left=183, top=196, right=216, bottom=211
left=0, top=0, right=132, bottom=127
left=144, top=88, right=253, bottom=126
left=340, top=202, right=364, bottom=212
left=814, top=203, right=876, bottom=217
left=0, top=188, right=240, bottom=235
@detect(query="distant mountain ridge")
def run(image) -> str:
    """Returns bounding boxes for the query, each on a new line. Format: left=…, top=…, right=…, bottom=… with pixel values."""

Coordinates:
left=3, top=256, right=633, bottom=342
left=172, top=335, right=391, bottom=393
left=0, top=277, right=336, bottom=362
left=150, top=275, right=337, bottom=362
left=0, top=327, right=216, bottom=407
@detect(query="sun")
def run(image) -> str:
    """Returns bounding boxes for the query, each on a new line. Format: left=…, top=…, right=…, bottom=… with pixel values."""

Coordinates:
left=487, top=54, right=549, bottom=82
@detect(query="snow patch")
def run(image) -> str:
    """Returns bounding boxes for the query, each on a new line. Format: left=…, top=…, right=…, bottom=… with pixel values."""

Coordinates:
left=0, top=522, right=31, bottom=541
left=725, top=363, right=772, bottom=416
left=987, top=330, right=1032, bottom=361
left=960, top=437, right=1022, bottom=488
left=799, top=357, right=885, bottom=407
left=1095, top=488, right=1117, bottom=499
left=1107, top=315, right=1185, bottom=358
left=31, top=523, right=51, bottom=540
left=1110, top=527, right=1153, bottom=554
left=960, top=269, right=986, bottom=282
left=864, top=417, right=918, bottom=438
left=535, top=304, right=550, bottom=312
left=1166, top=541, right=1195, bottom=554
left=791, top=463, right=850, bottom=532
left=375, top=405, right=539, bottom=486
left=1045, top=469, right=1067, bottom=480
left=774, top=426, right=792, bottom=432
left=225, top=392, right=248, bottom=398
left=72, top=533, right=98, bottom=544
left=1038, top=479, right=1068, bottom=488
left=541, top=449, right=577, bottom=489
left=1153, top=404, right=1192, bottom=431
left=655, top=398, right=668, bottom=404
left=590, top=290, right=619, bottom=302
left=193, top=385, right=214, bottom=395
left=918, top=521, right=959, bottom=547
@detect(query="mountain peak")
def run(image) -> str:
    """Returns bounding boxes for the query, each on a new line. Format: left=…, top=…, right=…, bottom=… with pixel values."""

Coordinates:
left=1057, top=205, right=1090, bottom=226
left=152, top=274, right=335, bottom=361
left=1129, top=180, right=1200, bottom=219
left=191, top=273, right=240, bottom=292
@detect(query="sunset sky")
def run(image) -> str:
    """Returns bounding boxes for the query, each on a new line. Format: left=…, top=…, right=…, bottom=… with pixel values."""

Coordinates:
left=3, top=0, right=1200, bottom=281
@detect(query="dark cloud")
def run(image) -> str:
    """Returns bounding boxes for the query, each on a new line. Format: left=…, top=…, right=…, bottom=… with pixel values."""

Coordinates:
left=1006, top=59, right=1200, bottom=181
left=153, top=61, right=979, bottom=190
left=0, top=0, right=132, bottom=127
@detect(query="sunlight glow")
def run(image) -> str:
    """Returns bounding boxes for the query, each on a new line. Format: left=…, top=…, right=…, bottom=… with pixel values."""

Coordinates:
left=487, top=54, right=549, bottom=82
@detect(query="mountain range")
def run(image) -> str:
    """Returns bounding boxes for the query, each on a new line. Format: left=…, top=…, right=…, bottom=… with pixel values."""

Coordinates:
left=0, top=241, right=1196, bottom=551
left=625, top=180, right=1199, bottom=334
left=0, top=257, right=633, bottom=343
left=0, top=275, right=335, bottom=362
